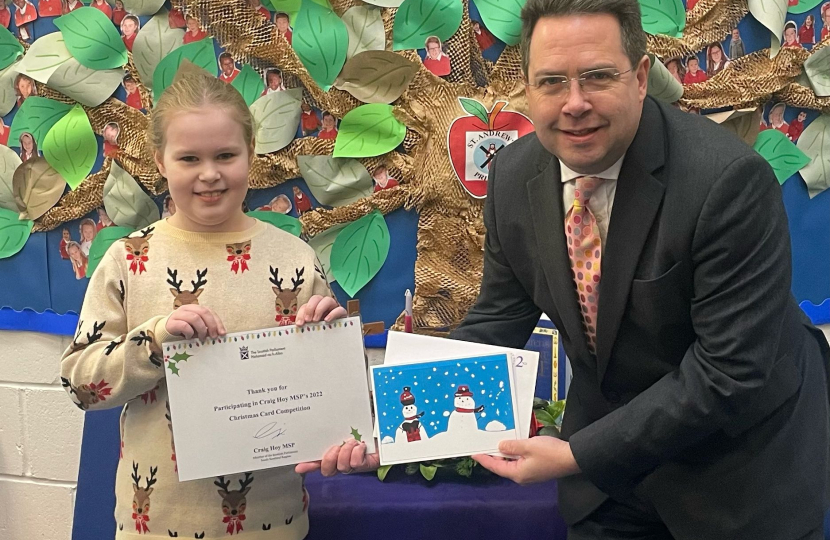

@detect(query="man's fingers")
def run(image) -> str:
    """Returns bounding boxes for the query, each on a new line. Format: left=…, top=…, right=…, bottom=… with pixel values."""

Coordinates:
left=472, top=453, right=520, bottom=481
left=320, top=445, right=341, bottom=477
left=294, top=461, right=321, bottom=474
left=498, top=438, right=530, bottom=458
left=337, top=439, right=360, bottom=473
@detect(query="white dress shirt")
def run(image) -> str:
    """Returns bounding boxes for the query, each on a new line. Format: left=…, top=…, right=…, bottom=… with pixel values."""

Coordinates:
left=559, top=155, right=624, bottom=247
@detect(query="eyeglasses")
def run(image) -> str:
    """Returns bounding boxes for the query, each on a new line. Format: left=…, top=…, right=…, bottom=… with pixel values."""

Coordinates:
left=526, top=67, right=633, bottom=97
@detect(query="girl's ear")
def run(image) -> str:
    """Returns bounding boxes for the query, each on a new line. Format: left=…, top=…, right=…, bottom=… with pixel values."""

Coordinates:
left=154, top=151, right=166, bottom=177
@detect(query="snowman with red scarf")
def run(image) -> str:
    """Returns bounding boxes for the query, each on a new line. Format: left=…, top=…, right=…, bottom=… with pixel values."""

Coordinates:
left=447, top=385, right=485, bottom=434
left=395, top=386, right=429, bottom=443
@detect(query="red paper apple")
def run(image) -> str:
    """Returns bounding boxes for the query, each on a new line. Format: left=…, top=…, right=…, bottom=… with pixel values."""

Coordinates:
left=448, top=98, right=534, bottom=198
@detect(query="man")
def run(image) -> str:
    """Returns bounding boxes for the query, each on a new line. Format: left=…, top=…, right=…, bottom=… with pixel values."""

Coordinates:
left=729, top=28, right=745, bottom=59
left=681, top=55, right=706, bottom=84
left=451, top=1, right=830, bottom=539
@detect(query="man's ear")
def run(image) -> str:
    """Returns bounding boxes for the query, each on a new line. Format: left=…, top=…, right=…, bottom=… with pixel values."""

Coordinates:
left=154, top=151, right=166, bottom=177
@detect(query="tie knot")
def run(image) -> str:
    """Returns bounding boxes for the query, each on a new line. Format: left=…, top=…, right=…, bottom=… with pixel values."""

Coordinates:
left=574, top=176, right=601, bottom=208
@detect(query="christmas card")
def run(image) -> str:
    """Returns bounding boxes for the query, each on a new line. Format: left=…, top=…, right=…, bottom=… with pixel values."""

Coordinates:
left=371, top=353, right=520, bottom=465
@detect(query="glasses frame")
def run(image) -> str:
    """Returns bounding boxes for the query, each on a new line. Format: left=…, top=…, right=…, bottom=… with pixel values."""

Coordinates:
left=526, top=67, right=634, bottom=96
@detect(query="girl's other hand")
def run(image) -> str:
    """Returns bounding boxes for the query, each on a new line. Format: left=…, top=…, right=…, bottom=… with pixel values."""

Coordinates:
left=295, top=295, right=346, bottom=326
left=165, top=305, right=226, bottom=340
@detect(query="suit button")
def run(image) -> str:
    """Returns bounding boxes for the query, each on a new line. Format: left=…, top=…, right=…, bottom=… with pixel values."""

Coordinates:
left=607, top=391, right=621, bottom=404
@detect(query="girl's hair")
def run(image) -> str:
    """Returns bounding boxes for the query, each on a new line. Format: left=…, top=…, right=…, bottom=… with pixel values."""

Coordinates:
left=147, top=60, right=254, bottom=155
left=66, top=241, right=86, bottom=261
left=79, top=218, right=96, bottom=239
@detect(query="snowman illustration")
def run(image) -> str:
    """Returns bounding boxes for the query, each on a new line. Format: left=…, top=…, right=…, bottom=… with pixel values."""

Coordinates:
left=446, top=385, right=485, bottom=434
left=395, top=386, right=429, bottom=443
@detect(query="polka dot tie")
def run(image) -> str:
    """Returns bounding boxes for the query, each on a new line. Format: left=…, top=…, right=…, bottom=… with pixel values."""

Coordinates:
left=565, top=176, right=602, bottom=354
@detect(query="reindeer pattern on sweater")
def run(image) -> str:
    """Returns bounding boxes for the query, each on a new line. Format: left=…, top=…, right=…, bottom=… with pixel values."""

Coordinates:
left=60, top=219, right=333, bottom=539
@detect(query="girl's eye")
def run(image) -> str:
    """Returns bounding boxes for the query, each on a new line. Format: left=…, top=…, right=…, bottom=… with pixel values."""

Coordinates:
left=217, top=153, right=235, bottom=160
left=180, top=156, right=197, bottom=162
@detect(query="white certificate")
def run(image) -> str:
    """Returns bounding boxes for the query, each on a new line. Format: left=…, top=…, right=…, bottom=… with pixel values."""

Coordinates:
left=164, top=316, right=375, bottom=481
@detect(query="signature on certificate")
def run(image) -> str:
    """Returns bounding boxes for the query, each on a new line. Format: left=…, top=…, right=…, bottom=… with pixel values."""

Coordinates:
left=254, top=422, right=289, bottom=440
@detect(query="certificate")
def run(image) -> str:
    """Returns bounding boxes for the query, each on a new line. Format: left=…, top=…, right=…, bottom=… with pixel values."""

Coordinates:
left=164, top=316, right=375, bottom=481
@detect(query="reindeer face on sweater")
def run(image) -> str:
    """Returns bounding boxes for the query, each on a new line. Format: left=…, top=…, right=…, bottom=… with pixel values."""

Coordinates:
left=269, top=267, right=305, bottom=321
left=167, top=268, right=208, bottom=309
left=124, top=236, right=151, bottom=258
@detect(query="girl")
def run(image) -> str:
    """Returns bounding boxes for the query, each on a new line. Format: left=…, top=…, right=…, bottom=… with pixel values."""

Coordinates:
left=822, top=3, right=830, bottom=41
left=14, top=73, right=36, bottom=107
left=60, top=61, right=347, bottom=539
left=78, top=217, right=96, bottom=256
left=317, top=111, right=337, bottom=140
left=90, top=0, right=113, bottom=19
left=18, top=132, right=37, bottom=162
left=120, top=15, right=140, bottom=52
left=783, top=21, right=803, bottom=48
left=261, top=68, right=286, bottom=95
left=38, top=0, right=62, bottom=18
left=12, top=0, right=37, bottom=42
left=705, top=42, right=730, bottom=77
left=112, top=0, right=127, bottom=26
left=183, top=15, right=208, bottom=44
left=800, top=15, right=815, bottom=45
left=66, top=240, right=87, bottom=279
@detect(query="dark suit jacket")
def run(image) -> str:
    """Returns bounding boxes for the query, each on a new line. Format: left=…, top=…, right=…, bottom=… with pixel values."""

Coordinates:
left=452, top=97, right=830, bottom=540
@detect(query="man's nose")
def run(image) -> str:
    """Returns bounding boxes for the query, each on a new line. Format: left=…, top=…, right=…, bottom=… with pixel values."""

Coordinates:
left=561, top=80, right=591, bottom=117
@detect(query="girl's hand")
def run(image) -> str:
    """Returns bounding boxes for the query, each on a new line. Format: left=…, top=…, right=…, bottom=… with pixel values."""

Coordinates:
left=295, top=439, right=380, bottom=476
left=165, top=305, right=226, bottom=340
left=295, top=295, right=346, bottom=326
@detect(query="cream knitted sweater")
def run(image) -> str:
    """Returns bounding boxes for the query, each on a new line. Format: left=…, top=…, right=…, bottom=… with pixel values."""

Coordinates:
left=61, top=218, right=333, bottom=539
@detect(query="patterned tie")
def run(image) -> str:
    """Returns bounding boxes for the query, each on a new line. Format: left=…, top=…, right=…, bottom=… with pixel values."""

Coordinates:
left=565, top=176, right=602, bottom=354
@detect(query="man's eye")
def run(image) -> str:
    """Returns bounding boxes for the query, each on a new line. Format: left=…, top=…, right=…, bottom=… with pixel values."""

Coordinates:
left=541, top=77, right=566, bottom=86
left=584, top=71, right=613, bottom=80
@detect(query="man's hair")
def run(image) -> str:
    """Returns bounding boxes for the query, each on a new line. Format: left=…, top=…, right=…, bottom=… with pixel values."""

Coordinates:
left=219, top=52, right=233, bottom=63
left=520, top=0, right=646, bottom=78
left=275, top=12, right=289, bottom=21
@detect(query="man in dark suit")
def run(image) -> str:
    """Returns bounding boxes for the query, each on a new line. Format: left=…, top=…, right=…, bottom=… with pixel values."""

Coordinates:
left=454, top=1, right=830, bottom=539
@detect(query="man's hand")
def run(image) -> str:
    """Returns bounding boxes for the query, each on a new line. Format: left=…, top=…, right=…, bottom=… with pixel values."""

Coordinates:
left=472, top=436, right=580, bottom=484
left=295, top=439, right=380, bottom=476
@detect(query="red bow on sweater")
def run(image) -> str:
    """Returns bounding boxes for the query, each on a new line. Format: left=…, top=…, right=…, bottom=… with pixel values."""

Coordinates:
left=276, top=314, right=296, bottom=326
left=132, top=513, right=150, bottom=533
left=223, top=514, right=245, bottom=534
left=227, top=254, right=251, bottom=274
left=126, top=254, right=148, bottom=274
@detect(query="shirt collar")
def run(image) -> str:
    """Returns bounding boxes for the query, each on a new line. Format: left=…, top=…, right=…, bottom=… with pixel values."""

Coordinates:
left=558, top=154, right=625, bottom=183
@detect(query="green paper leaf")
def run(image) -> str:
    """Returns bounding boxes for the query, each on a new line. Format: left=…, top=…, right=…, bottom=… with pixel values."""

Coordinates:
left=12, top=157, right=66, bottom=220
left=330, top=210, right=390, bottom=296
left=294, top=0, right=348, bottom=91
left=333, top=104, right=406, bottom=158
left=17, top=32, right=73, bottom=84
left=308, top=223, right=346, bottom=283
left=647, top=55, right=683, bottom=103
left=639, top=0, right=686, bottom=38
left=55, top=7, right=129, bottom=70
left=377, top=464, right=393, bottom=481
left=420, top=463, right=438, bottom=481
left=249, top=90, right=302, bottom=154
left=41, top=105, right=97, bottom=190
left=350, top=426, right=363, bottom=441
left=47, top=58, right=124, bottom=107
left=343, top=6, right=386, bottom=60
left=122, top=0, right=167, bottom=16
left=168, top=361, right=180, bottom=376
left=231, top=65, right=265, bottom=107
left=334, top=50, right=420, bottom=104
left=0, top=25, right=23, bottom=71
left=0, top=145, right=22, bottom=212
left=9, top=97, right=73, bottom=148
left=797, top=114, right=830, bottom=198
left=247, top=210, right=302, bottom=237
left=392, top=0, right=463, bottom=51
left=474, top=0, right=526, bottom=46
left=753, top=128, right=811, bottom=184
left=87, top=225, right=132, bottom=276
left=0, top=206, right=32, bottom=259
left=748, top=0, right=787, bottom=53
left=787, top=0, right=822, bottom=14
left=133, top=9, right=185, bottom=91
left=804, top=45, right=830, bottom=97
left=706, top=108, right=762, bottom=147
left=0, top=60, right=20, bottom=116
left=152, top=38, right=216, bottom=102
left=458, top=97, right=489, bottom=125
left=103, top=162, right=160, bottom=228
left=297, top=155, right=374, bottom=207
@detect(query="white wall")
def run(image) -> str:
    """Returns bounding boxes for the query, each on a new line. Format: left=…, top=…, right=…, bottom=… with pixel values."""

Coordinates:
left=0, top=330, right=84, bottom=540
left=0, top=325, right=827, bottom=540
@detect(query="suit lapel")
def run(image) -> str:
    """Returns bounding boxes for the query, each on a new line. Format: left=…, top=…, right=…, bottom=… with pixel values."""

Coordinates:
left=527, top=155, right=593, bottom=362
left=595, top=98, right=667, bottom=382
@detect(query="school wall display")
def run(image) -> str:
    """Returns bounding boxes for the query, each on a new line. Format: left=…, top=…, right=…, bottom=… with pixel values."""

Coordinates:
left=0, top=0, right=828, bottom=336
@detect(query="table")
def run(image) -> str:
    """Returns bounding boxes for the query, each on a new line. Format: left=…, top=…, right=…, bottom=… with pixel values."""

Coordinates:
left=73, top=409, right=568, bottom=540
